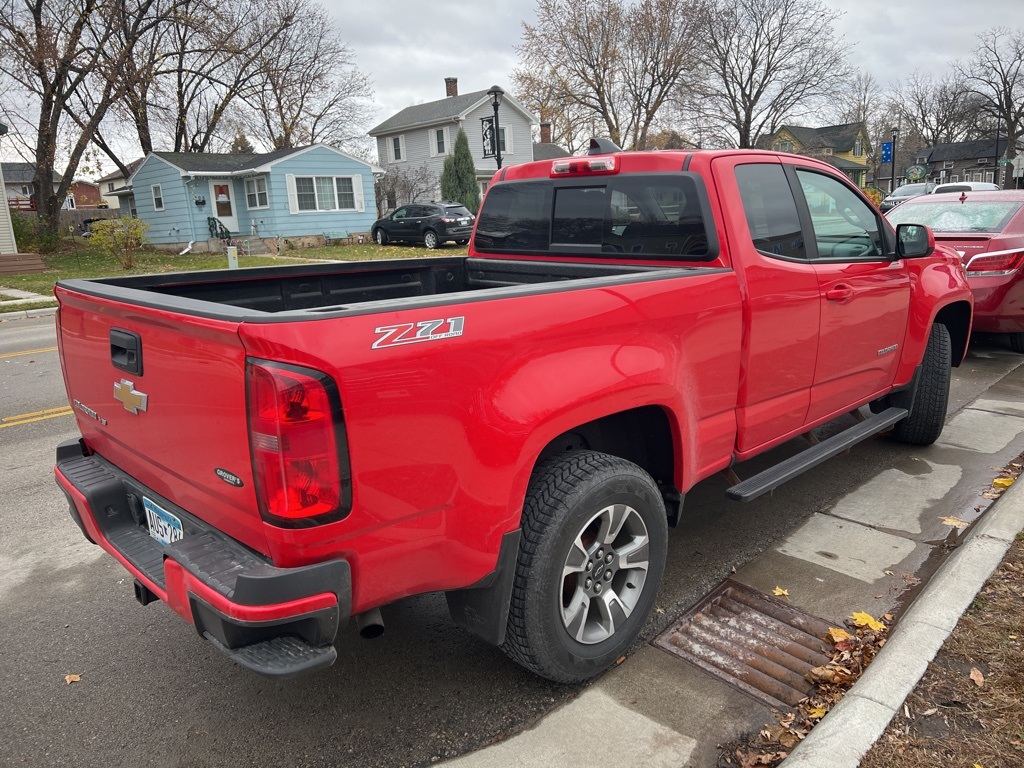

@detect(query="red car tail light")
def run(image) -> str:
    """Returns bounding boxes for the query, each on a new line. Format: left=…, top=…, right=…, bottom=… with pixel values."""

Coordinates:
left=551, top=157, right=618, bottom=177
left=964, top=248, right=1024, bottom=274
left=246, top=360, right=351, bottom=527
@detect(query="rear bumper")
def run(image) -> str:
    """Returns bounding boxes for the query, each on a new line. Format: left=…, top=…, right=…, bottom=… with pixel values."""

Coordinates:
left=54, top=439, right=351, bottom=678
left=967, top=272, right=1024, bottom=333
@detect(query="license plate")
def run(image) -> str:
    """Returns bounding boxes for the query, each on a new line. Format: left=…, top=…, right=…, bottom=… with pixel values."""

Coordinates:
left=144, top=497, right=184, bottom=546
left=458, top=218, right=469, bottom=225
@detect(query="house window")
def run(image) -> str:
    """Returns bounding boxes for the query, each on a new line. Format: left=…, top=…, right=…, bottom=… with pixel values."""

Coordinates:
left=854, top=138, right=864, bottom=157
left=436, top=129, right=446, bottom=155
left=943, top=161, right=954, bottom=169
left=916, top=156, right=928, bottom=164
left=778, top=140, right=793, bottom=153
left=295, top=177, right=317, bottom=211
left=389, top=135, right=406, bottom=163
left=151, top=184, right=164, bottom=211
left=107, top=182, right=115, bottom=193
left=821, top=147, right=833, bottom=156
left=950, top=175, right=959, bottom=182
left=292, top=175, right=361, bottom=212
left=498, top=127, right=512, bottom=154
left=985, top=171, right=995, bottom=183
left=245, top=177, right=268, bottom=208
left=335, top=177, right=355, bottom=209
left=20, top=184, right=30, bottom=195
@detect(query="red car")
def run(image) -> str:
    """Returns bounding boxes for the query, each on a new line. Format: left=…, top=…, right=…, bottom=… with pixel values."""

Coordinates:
left=887, top=190, right=1024, bottom=351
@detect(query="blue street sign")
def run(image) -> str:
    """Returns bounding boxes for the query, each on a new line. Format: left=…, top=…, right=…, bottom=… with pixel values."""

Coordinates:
left=881, top=142, right=893, bottom=163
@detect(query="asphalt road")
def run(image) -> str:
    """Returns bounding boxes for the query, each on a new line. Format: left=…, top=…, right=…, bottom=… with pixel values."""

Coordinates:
left=1, top=313, right=1021, bottom=768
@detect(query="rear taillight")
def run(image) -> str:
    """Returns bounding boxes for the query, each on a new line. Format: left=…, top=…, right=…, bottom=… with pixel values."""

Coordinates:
left=551, top=157, right=617, bottom=176
left=246, top=360, right=350, bottom=526
left=964, top=248, right=1024, bottom=274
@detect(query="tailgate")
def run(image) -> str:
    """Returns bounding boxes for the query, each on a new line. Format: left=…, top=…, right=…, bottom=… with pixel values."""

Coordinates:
left=56, top=287, right=267, bottom=555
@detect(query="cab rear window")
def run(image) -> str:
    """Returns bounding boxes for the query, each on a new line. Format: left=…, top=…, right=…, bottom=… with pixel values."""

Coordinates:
left=474, top=174, right=715, bottom=260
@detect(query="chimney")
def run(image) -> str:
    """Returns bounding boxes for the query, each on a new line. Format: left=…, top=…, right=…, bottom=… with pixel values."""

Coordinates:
left=445, top=78, right=458, bottom=98
left=540, top=121, right=552, bottom=144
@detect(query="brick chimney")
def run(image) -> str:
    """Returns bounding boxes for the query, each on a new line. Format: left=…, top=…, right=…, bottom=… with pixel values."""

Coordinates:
left=540, top=121, right=552, bottom=144
left=445, top=78, right=458, bottom=98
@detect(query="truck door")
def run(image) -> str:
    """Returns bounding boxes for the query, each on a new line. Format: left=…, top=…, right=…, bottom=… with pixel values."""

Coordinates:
left=714, top=157, right=820, bottom=453
left=787, top=166, right=910, bottom=423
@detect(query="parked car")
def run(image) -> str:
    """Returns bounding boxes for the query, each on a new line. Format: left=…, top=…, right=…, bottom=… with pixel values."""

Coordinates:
left=879, top=182, right=936, bottom=212
left=930, top=181, right=1001, bottom=194
left=887, top=190, right=1024, bottom=351
left=372, top=201, right=475, bottom=249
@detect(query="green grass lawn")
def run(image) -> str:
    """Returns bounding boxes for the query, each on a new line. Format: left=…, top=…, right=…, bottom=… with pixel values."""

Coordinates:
left=0, top=241, right=467, bottom=302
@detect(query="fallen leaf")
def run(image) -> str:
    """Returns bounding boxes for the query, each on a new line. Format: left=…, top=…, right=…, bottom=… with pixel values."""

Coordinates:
left=922, top=708, right=938, bottom=716
left=940, top=515, right=969, bottom=529
left=773, top=586, right=789, bottom=597
left=805, top=706, right=827, bottom=719
left=970, top=667, right=985, bottom=687
left=64, top=674, right=81, bottom=685
left=850, top=611, right=885, bottom=632
left=884, top=570, right=895, bottom=576
left=827, top=627, right=853, bottom=643
left=993, top=477, right=1014, bottom=488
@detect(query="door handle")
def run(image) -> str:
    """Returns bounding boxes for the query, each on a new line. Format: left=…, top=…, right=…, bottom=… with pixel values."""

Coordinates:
left=110, top=328, right=143, bottom=375
left=825, top=285, right=854, bottom=302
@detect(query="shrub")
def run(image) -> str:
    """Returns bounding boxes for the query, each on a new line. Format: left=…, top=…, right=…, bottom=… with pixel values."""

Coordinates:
left=9, top=210, right=38, bottom=251
left=90, top=216, right=150, bottom=270
left=440, top=129, right=481, bottom=213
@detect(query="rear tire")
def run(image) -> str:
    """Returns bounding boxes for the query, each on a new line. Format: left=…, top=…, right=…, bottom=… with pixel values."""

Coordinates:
left=891, top=323, right=951, bottom=445
left=1009, top=332, right=1024, bottom=354
left=501, top=451, right=667, bottom=683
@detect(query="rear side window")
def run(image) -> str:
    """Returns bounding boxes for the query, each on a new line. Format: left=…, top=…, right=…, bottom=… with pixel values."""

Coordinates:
left=475, top=174, right=713, bottom=260
left=735, top=164, right=806, bottom=260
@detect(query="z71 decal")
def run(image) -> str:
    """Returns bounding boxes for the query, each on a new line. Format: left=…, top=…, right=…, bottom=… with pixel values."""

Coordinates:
left=372, top=317, right=465, bottom=349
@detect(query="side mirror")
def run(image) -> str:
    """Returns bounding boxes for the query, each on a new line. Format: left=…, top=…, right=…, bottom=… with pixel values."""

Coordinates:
left=896, top=223, right=935, bottom=258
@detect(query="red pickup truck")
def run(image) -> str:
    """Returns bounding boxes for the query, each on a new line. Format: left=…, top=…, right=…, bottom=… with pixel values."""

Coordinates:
left=54, top=146, right=972, bottom=683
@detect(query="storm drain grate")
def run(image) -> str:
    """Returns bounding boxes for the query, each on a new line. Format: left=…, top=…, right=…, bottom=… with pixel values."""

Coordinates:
left=653, top=580, right=835, bottom=710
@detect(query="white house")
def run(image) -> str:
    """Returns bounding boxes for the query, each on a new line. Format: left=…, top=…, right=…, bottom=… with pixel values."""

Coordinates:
left=369, top=78, right=568, bottom=205
left=0, top=123, right=17, bottom=254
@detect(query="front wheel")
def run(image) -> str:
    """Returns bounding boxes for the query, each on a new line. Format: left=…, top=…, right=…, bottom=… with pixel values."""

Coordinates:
left=501, top=451, right=667, bottom=683
left=891, top=323, right=951, bottom=445
left=1009, top=332, right=1024, bottom=354
left=423, top=230, right=439, bottom=249
left=374, top=228, right=388, bottom=246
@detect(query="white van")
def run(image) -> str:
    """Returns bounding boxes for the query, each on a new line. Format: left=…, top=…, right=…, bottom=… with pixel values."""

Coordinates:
left=930, top=181, right=1001, bottom=194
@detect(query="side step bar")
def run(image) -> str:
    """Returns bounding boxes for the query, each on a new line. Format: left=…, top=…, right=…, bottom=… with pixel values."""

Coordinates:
left=725, top=407, right=908, bottom=502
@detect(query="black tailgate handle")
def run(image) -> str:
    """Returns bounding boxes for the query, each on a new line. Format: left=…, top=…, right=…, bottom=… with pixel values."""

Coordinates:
left=110, top=328, right=143, bottom=376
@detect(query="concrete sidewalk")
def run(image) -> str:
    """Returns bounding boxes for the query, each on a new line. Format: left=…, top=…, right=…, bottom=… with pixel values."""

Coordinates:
left=441, top=370, right=1024, bottom=768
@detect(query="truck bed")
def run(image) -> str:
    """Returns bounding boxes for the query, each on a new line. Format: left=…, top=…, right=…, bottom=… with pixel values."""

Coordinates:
left=58, top=257, right=701, bottom=321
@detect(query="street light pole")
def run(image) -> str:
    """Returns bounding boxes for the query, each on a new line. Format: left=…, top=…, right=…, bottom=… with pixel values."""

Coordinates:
left=995, top=126, right=1002, bottom=188
left=488, top=86, right=504, bottom=170
left=890, top=126, right=899, bottom=193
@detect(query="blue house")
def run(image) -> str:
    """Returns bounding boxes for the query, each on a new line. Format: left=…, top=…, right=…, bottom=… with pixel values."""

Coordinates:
left=120, top=145, right=381, bottom=251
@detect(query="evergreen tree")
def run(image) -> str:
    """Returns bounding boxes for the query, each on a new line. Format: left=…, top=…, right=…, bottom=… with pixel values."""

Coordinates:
left=230, top=131, right=255, bottom=154
left=440, top=129, right=481, bottom=212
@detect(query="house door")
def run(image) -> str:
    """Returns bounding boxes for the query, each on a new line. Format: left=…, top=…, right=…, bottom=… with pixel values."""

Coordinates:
left=210, top=180, right=238, bottom=234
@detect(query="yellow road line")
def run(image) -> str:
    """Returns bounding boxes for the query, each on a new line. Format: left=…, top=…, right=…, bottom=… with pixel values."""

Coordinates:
left=0, top=346, right=58, bottom=359
left=0, top=406, right=73, bottom=428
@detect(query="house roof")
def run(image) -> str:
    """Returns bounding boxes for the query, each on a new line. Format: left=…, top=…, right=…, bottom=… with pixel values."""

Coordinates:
left=1, top=162, right=60, bottom=184
left=778, top=122, right=866, bottom=153
left=916, top=139, right=1014, bottom=164
left=96, top=158, right=144, bottom=184
left=823, top=155, right=869, bottom=172
left=532, top=142, right=571, bottom=161
left=368, top=88, right=538, bottom=136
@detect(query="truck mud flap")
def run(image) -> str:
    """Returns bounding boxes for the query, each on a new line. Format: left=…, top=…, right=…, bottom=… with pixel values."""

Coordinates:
left=725, top=407, right=909, bottom=502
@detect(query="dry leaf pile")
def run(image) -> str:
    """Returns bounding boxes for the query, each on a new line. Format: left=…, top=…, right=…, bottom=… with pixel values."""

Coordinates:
left=718, top=612, right=891, bottom=767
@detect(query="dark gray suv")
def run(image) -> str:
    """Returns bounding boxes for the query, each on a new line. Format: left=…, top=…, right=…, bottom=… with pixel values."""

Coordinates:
left=372, top=201, right=475, bottom=249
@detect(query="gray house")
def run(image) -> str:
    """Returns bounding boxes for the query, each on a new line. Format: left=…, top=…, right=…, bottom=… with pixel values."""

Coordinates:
left=369, top=78, right=567, bottom=206
left=122, top=144, right=382, bottom=251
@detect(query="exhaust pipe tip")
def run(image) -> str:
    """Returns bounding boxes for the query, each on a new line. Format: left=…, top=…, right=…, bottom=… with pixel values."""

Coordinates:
left=355, top=607, right=384, bottom=639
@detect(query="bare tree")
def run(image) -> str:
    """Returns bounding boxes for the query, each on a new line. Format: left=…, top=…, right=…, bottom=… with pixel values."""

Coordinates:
left=244, top=1, right=373, bottom=151
left=513, top=0, right=704, bottom=150
left=0, top=0, right=164, bottom=238
left=891, top=71, right=982, bottom=147
left=689, top=0, right=850, bottom=148
left=957, top=26, right=1024, bottom=188
left=374, top=165, right=437, bottom=217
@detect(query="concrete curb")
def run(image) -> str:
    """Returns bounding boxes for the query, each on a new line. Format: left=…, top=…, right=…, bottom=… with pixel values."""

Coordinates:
left=782, top=474, right=1024, bottom=767
left=0, top=306, right=58, bottom=321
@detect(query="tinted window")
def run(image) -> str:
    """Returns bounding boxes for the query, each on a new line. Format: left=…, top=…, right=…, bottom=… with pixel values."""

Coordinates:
left=796, top=169, right=884, bottom=259
left=443, top=205, right=473, bottom=218
left=735, top=164, right=806, bottom=259
left=890, top=183, right=931, bottom=198
left=474, top=175, right=712, bottom=259
left=887, top=200, right=1023, bottom=233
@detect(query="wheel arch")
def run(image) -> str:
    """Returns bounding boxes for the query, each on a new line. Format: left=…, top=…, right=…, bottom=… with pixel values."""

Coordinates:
left=933, top=300, right=972, bottom=367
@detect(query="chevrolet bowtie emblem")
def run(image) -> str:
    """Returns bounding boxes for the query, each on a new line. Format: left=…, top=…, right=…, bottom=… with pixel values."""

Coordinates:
left=113, top=379, right=148, bottom=414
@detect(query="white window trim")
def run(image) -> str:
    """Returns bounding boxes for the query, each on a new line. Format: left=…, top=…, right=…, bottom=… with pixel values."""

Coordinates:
left=950, top=175, right=960, bottom=182
left=151, top=183, right=164, bottom=212
left=854, top=138, right=864, bottom=157
left=244, top=177, right=269, bottom=210
left=429, top=126, right=451, bottom=158
left=285, top=174, right=365, bottom=214
left=499, top=126, right=514, bottom=155
left=387, top=134, right=407, bottom=163
left=942, top=160, right=954, bottom=169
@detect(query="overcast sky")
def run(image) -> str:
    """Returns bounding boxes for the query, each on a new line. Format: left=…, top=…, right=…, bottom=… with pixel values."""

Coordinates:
left=332, top=0, right=1021, bottom=129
